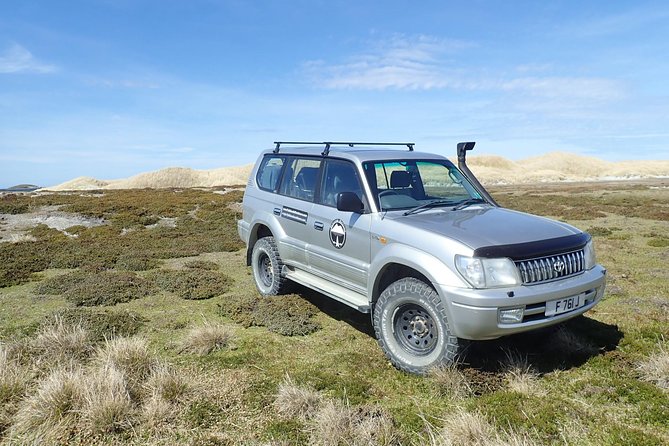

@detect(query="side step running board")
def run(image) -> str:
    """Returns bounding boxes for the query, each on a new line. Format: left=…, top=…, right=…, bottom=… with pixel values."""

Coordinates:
left=285, top=268, right=370, bottom=313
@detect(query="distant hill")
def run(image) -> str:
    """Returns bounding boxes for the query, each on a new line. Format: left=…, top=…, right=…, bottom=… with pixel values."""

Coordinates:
left=41, top=152, right=669, bottom=191
left=0, top=184, right=41, bottom=192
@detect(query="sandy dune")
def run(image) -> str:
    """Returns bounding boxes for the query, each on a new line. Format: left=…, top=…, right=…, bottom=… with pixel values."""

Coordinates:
left=42, top=152, right=669, bottom=191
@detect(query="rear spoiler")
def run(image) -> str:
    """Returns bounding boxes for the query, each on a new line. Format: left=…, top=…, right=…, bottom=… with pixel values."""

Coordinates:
left=456, top=142, right=499, bottom=207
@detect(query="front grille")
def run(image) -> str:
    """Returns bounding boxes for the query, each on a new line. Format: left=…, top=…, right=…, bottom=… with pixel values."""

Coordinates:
left=515, top=249, right=585, bottom=285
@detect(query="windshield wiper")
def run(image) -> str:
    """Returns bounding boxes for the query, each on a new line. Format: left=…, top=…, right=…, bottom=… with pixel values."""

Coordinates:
left=452, top=197, right=486, bottom=211
left=403, top=200, right=455, bottom=216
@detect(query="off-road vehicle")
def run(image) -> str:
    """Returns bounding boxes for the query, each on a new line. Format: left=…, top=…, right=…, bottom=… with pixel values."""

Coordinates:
left=238, top=141, right=607, bottom=374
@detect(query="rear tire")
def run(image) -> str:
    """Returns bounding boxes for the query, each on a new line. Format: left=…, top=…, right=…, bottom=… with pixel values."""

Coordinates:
left=373, top=277, right=461, bottom=374
left=251, top=236, right=288, bottom=296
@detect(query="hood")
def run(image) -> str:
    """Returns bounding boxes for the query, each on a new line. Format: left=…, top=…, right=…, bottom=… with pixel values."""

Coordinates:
left=388, top=206, right=581, bottom=251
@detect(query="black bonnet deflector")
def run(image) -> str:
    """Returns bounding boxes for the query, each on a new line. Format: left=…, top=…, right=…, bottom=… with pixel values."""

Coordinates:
left=473, top=232, right=590, bottom=260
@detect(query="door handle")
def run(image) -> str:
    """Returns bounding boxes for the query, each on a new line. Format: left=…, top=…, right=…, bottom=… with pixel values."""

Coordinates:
left=273, top=207, right=281, bottom=216
left=314, top=221, right=324, bottom=231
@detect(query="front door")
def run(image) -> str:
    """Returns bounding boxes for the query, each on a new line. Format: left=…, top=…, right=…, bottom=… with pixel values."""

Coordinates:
left=307, top=158, right=371, bottom=294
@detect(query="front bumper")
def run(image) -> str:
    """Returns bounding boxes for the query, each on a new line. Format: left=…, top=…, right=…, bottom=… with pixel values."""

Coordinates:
left=439, top=265, right=607, bottom=340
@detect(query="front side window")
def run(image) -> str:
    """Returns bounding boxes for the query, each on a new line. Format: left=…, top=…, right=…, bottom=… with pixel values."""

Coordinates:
left=363, top=160, right=482, bottom=211
left=279, top=158, right=321, bottom=202
left=320, top=159, right=364, bottom=207
left=256, top=156, right=284, bottom=191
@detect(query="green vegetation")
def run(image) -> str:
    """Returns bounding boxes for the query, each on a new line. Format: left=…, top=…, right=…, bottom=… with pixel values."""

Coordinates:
left=1, top=180, right=668, bottom=444
left=148, top=269, right=230, bottom=300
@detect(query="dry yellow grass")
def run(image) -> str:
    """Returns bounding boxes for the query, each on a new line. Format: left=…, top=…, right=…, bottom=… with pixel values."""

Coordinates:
left=274, top=375, right=323, bottom=420
left=501, top=350, right=544, bottom=396
left=420, top=409, right=536, bottom=446
left=32, top=318, right=92, bottom=368
left=12, top=367, right=84, bottom=442
left=428, top=363, right=472, bottom=399
left=308, top=399, right=397, bottom=446
left=95, top=337, right=157, bottom=401
left=637, top=341, right=669, bottom=390
left=179, top=322, right=234, bottom=355
left=80, top=364, right=134, bottom=435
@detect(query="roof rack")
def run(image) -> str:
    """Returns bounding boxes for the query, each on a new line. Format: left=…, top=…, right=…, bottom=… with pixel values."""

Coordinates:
left=273, top=141, right=415, bottom=156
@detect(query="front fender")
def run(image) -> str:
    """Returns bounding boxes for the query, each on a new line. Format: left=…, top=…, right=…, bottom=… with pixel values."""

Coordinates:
left=368, top=243, right=469, bottom=301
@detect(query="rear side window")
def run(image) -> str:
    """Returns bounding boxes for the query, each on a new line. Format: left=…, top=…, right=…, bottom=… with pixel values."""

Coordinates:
left=279, top=158, right=322, bottom=202
left=256, top=156, right=284, bottom=191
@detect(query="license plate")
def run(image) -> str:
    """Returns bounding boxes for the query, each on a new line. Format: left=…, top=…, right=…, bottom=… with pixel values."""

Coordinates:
left=545, top=293, right=585, bottom=317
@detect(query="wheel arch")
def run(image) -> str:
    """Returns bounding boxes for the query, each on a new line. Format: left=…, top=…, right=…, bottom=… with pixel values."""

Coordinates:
left=246, top=222, right=274, bottom=266
left=368, top=244, right=466, bottom=310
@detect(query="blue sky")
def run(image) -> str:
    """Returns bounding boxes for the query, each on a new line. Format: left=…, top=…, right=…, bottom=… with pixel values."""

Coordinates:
left=1, top=1, right=668, bottom=187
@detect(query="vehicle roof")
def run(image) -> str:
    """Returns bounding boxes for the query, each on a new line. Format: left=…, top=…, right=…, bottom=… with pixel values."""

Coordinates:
left=260, top=146, right=451, bottom=164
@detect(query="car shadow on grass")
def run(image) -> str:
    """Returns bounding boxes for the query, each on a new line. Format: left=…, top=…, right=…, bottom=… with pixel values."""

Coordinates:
left=295, top=284, right=376, bottom=337
left=461, top=316, right=624, bottom=374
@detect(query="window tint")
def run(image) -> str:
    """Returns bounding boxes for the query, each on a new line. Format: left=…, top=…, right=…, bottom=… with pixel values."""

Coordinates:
left=279, top=158, right=321, bottom=202
left=320, top=159, right=363, bottom=207
left=256, top=156, right=284, bottom=191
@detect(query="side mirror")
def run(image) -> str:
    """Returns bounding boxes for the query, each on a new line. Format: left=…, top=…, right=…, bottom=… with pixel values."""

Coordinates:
left=336, top=192, right=364, bottom=213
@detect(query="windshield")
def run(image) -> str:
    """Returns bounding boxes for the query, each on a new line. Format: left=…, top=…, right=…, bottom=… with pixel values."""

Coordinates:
left=362, top=159, right=483, bottom=212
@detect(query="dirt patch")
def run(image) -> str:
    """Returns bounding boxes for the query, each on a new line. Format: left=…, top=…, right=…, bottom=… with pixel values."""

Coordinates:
left=0, top=206, right=105, bottom=243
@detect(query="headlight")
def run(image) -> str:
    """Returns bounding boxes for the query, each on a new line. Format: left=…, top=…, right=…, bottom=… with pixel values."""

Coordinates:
left=455, top=255, right=521, bottom=288
left=583, top=239, right=596, bottom=270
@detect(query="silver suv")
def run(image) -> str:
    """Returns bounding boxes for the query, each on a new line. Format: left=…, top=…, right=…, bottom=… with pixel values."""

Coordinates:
left=238, top=141, right=607, bottom=374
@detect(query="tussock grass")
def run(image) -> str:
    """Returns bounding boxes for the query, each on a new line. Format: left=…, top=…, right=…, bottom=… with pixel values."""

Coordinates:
left=421, top=409, right=535, bottom=446
left=637, top=341, right=669, bottom=390
left=142, top=364, right=193, bottom=426
left=12, top=366, right=84, bottom=442
left=274, top=375, right=323, bottom=420
left=80, top=364, right=134, bottom=435
left=273, top=377, right=397, bottom=445
left=32, top=317, right=92, bottom=367
left=96, top=337, right=157, bottom=401
left=309, top=400, right=397, bottom=446
left=149, top=269, right=230, bottom=300
left=44, top=307, right=145, bottom=342
left=180, top=322, right=233, bottom=355
left=501, top=350, right=543, bottom=396
left=219, top=293, right=321, bottom=336
left=1, top=343, right=30, bottom=434
left=428, top=363, right=471, bottom=399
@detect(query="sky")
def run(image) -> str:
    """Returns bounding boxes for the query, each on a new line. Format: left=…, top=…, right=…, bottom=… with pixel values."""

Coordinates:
left=1, top=1, right=668, bottom=187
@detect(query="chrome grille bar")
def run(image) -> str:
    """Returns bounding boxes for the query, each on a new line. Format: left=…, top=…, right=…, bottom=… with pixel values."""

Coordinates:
left=514, top=249, right=586, bottom=285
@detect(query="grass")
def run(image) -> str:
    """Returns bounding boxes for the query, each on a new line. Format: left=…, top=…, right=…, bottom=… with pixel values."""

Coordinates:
left=218, top=292, right=321, bottom=336
left=637, top=341, right=669, bottom=390
left=1, top=180, right=668, bottom=444
left=180, top=323, right=234, bottom=355
left=148, top=269, right=231, bottom=300
left=37, top=269, right=155, bottom=306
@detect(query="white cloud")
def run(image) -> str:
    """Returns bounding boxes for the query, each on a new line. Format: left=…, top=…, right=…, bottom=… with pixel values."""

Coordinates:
left=0, top=44, right=57, bottom=74
left=304, top=35, right=626, bottom=107
left=304, top=35, right=474, bottom=90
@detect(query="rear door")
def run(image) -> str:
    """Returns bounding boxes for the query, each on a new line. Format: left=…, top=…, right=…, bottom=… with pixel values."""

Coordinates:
left=273, top=156, right=321, bottom=269
left=307, top=158, right=371, bottom=293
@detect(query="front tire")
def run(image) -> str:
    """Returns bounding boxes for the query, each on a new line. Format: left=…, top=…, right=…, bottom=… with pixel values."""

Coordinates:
left=251, top=236, right=288, bottom=296
left=373, top=278, right=461, bottom=374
